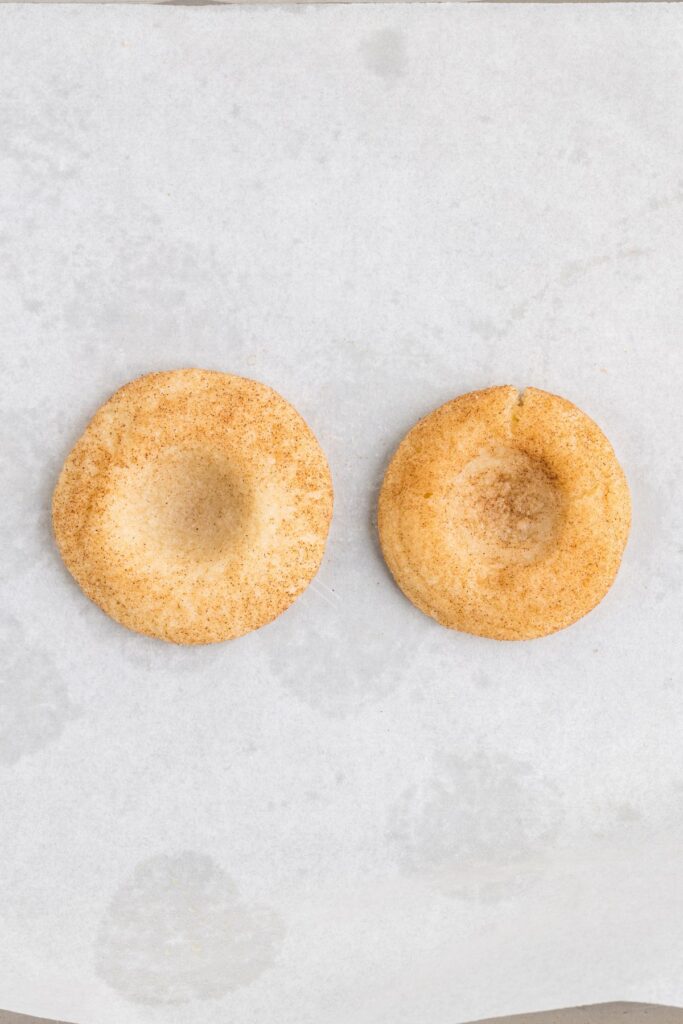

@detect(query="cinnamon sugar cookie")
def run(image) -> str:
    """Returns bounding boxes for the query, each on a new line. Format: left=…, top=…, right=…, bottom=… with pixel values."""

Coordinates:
left=378, top=386, right=630, bottom=640
left=53, top=369, right=333, bottom=644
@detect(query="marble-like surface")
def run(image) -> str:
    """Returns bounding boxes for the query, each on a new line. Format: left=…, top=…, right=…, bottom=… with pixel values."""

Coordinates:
left=1, top=4, right=683, bottom=1023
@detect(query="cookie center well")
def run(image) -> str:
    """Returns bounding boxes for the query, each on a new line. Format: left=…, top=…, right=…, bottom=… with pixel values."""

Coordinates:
left=105, top=447, right=253, bottom=563
left=450, top=446, right=563, bottom=563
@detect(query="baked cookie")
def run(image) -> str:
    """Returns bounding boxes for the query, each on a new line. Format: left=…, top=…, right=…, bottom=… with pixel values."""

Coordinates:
left=53, top=369, right=333, bottom=644
left=378, top=386, right=630, bottom=640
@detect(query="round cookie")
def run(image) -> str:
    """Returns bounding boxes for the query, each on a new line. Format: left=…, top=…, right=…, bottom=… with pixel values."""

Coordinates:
left=378, top=386, right=630, bottom=640
left=53, top=369, right=333, bottom=644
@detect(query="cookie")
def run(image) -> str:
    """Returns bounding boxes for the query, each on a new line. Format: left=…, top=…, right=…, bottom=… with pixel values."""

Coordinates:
left=378, top=386, right=630, bottom=640
left=53, top=369, right=333, bottom=644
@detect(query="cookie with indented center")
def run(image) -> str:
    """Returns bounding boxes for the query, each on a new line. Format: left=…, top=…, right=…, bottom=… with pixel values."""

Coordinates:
left=378, top=386, right=630, bottom=640
left=53, top=369, right=333, bottom=644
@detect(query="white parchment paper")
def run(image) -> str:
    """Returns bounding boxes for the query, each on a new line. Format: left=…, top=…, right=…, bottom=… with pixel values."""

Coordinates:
left=1, top=4, right=683, bottom=1022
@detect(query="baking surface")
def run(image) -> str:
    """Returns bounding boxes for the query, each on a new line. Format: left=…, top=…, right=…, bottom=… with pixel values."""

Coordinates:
left=472, top=1006, right=683, bottom=1023
left=1, top=4, right=683, bottom=1023
left=2, top=1003, right=683, bottom=1024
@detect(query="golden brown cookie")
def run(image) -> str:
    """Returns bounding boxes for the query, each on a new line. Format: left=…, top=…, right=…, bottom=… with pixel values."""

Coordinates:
left=378, top=386, right=630, bottom=640
left=53, top=369, right=333, bottom=644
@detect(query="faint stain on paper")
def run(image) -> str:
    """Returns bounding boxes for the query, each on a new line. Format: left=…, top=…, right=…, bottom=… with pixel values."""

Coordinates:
left=359, top=29, right=408, bottom=82
left=95, top=851, right=285, bottom=1004
left=388, top=752, right=563, bottom=902
left=0, top=612, right=79, bottom=765
left=0, top=410, right=53, bottom=579
left=265, top=563, right=426, bottom=718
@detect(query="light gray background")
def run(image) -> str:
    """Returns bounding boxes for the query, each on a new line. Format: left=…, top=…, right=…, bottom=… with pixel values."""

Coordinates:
left=1, top=4, right=683, bottom=1023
